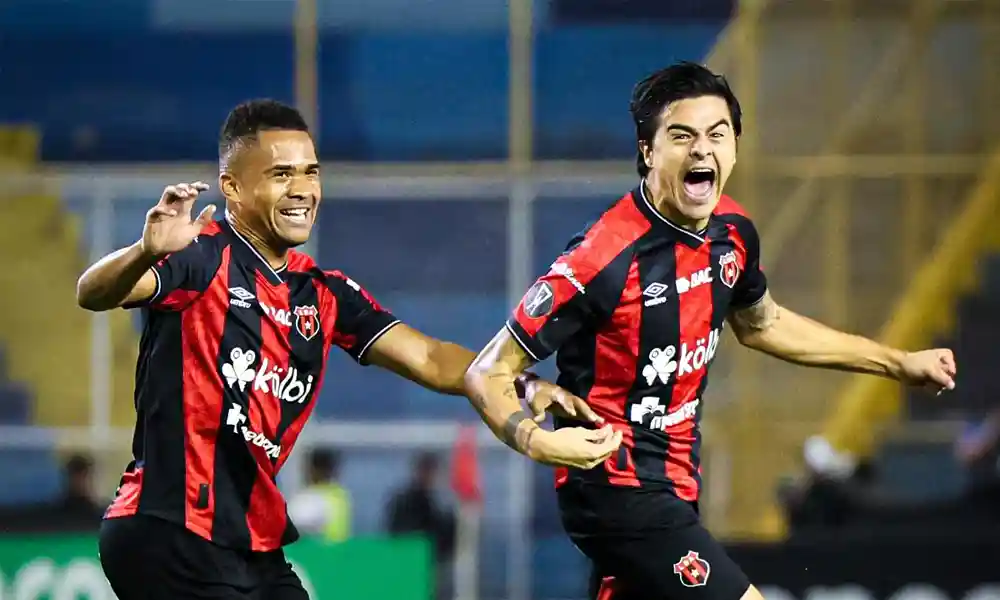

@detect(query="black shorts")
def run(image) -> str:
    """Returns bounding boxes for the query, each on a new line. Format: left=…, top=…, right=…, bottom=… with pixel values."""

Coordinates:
left=558, top=481, right=751, bottom=600
left=99, top=514, right=308, bottom=600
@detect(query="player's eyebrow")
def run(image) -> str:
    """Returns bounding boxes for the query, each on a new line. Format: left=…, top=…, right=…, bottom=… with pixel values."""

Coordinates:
left=666, top=119, right=731, bottom=134
left=266, top=162, right=320, bottom=174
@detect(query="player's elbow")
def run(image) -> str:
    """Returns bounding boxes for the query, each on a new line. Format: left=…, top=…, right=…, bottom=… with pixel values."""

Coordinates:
left=76, top=276, right=107, bottom=312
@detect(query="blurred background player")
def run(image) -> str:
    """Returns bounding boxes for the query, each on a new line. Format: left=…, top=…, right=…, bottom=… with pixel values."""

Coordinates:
left=287, top=449, right=352, bottom=542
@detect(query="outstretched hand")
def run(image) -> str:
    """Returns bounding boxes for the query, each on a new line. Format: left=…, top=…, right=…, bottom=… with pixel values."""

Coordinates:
left=897, top=348, right=956, bottom=394
left=142, top=182, right=216, bottom=257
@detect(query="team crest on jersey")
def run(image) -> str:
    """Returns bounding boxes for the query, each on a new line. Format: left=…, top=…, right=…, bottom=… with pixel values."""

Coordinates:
left=719, top=251, right=741, bottom=289
left=673, top=550, right=711, bottom=587
left=293, top=305, right=320, bottom=341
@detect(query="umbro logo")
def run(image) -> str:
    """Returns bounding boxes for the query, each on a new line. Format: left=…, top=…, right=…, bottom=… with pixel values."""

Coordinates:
left=643, top=282, right=669, bottom=307
left=229, top=286, right=255, bottom=309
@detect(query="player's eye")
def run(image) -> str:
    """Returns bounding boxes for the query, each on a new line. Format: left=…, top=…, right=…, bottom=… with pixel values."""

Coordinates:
left=710, top=131, right=725, bottom=139
left=672, top=134, right=692, bottom=142
left=273, top=171, right=291, bottom=179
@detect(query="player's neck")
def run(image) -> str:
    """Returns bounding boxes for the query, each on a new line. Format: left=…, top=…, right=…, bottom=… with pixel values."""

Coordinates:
left=642, top=179, right=710, bottom=232
left=226, top=213, right=289, bottom=270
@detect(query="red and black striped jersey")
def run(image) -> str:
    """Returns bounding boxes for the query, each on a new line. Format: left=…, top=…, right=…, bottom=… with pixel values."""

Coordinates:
left=506, top=185, right=766, bottom=501
left=105, top=219, right=399, bottom=551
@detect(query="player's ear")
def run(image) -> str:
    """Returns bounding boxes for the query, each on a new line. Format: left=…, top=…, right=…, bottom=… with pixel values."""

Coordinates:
left=639, top=140, right=654, bottom=170
left=218, top=172, right=240, bottom=205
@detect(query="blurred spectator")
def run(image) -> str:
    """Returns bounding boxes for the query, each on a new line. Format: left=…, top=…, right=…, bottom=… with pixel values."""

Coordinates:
left=286, top=449, right=352, bottom=543
left=0, top=452, right=103, bottom=532
left=58, top=453, right=103, bottom=518
left=385, top=452, right=456, bottom=590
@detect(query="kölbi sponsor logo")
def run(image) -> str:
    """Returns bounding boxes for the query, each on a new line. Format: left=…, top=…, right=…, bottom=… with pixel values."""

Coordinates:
left=221, top=348, right=315, bottom=404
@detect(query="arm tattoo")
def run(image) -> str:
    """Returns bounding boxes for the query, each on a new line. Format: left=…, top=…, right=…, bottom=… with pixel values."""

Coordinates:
left=730, top=291, right=780, bottom=334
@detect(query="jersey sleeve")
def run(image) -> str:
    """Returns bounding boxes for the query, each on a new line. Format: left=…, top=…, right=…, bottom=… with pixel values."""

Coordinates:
left=123, top=236, right=222, bottom=312
left=506, top=234, right=628, bottom=363
left=730, top=218, right=768, bottom=309
left=324, top=271, right=400, bottom=364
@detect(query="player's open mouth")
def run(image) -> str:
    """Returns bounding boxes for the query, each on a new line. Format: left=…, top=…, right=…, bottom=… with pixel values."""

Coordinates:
left=683, top=168, right=716, bottom=201
left=278, top=207, right=311, bottom=225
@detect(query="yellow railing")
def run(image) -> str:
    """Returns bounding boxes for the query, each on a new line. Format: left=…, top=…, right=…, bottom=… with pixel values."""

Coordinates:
left=703, top=0, right=998, bottom=539
left=823, top=147, right=1000, bottom=458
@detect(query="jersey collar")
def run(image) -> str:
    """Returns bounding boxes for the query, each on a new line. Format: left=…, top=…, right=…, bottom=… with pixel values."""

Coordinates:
left=634, top=182, right=707, bottom=249
left=222, top=214, right=287, bottom=286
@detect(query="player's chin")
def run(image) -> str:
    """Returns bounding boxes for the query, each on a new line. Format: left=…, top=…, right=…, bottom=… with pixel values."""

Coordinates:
left=678, top=194, right=719, bottom=220
left=273, top=225, right=312, bottom=248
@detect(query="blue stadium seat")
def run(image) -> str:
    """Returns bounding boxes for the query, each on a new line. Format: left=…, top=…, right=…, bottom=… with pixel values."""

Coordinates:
left=0, top=383, right=31, bottom=425
left=0, top=450, right=62, bottom=505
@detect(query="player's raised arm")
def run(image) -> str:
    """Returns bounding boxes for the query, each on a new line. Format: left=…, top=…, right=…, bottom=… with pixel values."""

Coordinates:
left=76, top=182, right=216, bottom=311
left=725, top=221, right=956, bottom=392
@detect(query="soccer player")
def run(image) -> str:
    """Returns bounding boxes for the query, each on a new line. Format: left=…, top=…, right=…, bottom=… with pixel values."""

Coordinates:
left=464, top=62, right=958, bottom=600
left=76, top=99, right=619, bottom=600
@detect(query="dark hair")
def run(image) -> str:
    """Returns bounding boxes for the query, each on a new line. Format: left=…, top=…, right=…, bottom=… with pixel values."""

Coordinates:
left=65, top=453, right=93, bottom=477
left=219, top=99, right=310, bottom=165
left=629, top=62, right=742, bottom=177
left=309, top=449, right=341, bottom=476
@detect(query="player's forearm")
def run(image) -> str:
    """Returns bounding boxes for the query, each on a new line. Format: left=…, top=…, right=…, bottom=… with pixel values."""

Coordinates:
left=737, top=308, right=905, bottom=379
left=424, top=341, right=477, bottom=396
left=463, top=362, right=539, bottom=456
left=77, top=242, right=158, bottom=311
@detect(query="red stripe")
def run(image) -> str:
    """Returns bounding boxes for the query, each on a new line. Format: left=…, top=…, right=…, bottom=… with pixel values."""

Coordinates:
left=596, top=576, right=619, bottom=600
left=714, top=194, right=746, bottom=218
left=245, top=277, right=292, bottom=551
left=274, top=278, right=335, bottom=472
left=104, top=467, right=143, bottom=519
left=593, top=257, right=642, bottom=487
left=666, top=242, right=713, bottom=501
left=725, top=223, right=751, bottom=268
left=154, top=289, right=201, bottom=311
left=515, top=193, right=650, bottom=338
left=181, top=246, right=232, bottom=538
left=248, top=279, right=289, bottom=475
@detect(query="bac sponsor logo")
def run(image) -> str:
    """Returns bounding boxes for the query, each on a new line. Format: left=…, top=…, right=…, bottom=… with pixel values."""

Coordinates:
left=261, top=303, right=293, bottom=327
left=676, top=266, right=713, bottom=294
left=641, top=329, right=720, bottom=386
left=221, top=348, right=315, bottom=404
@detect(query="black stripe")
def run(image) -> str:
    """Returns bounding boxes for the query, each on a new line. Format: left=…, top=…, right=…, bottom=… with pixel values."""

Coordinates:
left=630, top=236, right=680, bottom=487
left=211, top=255, right=261, bottom=548
left=277, top=271, right=325, bottom=445
left=134, top=310, right=187, bottom=516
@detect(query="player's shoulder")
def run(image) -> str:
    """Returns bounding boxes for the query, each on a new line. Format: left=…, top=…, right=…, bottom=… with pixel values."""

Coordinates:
left=169, top=220, right=227, bottom=261
left=318, top=267, right=368, bottom=294
left=287, top=249, right=319, bottom=273
left=564, top=190, right=648, bottom=256
left=713, top=195, right=752, bottom=221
